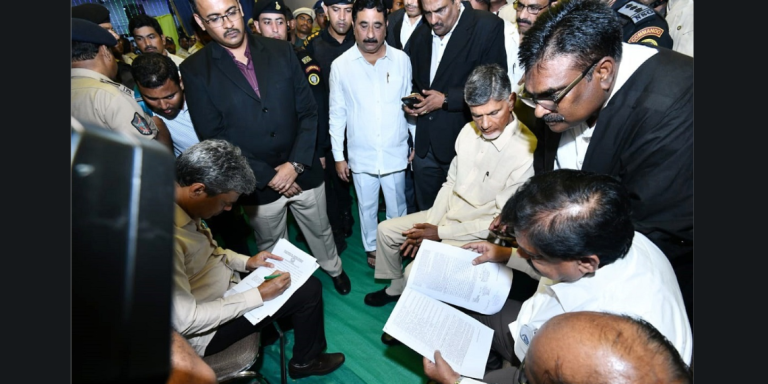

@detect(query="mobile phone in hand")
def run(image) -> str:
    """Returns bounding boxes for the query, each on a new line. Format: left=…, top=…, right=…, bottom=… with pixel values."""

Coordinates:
left=401, top=94, right=421, bottom=109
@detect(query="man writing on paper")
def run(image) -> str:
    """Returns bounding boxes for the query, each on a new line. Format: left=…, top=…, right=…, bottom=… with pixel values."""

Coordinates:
left=172, top=139, right=345, bottom=380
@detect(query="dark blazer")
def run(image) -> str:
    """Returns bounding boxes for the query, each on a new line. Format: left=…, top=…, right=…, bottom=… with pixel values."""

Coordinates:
left=534, top=47, right=693, bottom=262
left=386, top=8, right=423, bottom=51
left=408, top=4, right=507, bottom=163
left=180, top=33, right=321, bottom=206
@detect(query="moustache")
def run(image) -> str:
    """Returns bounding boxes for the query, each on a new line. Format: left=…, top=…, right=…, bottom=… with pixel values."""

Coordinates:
left=542, top=113, right=566, bottom=123
left=516, top=18, right=531, bottom=26
left=363, top=38, right=378, bottom=43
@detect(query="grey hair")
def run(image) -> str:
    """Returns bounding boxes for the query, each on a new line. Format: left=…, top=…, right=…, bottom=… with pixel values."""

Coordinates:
left=464, top=63, right=512, bottom=106
left=175, top=139, right=256, bottom=196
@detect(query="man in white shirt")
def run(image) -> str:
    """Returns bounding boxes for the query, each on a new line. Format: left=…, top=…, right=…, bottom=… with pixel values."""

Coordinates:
left=385, top=0, right=423, bottom=51
left=330, top=0, right=415, bottom=269
left=461, top=169, right=692, bottom=383
left=129, top=14, right=186, bottom=68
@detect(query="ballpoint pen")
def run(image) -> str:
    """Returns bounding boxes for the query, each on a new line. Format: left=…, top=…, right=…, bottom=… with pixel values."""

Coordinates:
left=264, top=273, right=282, bottom=280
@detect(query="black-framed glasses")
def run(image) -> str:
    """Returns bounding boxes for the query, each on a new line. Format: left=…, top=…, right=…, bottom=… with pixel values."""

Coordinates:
left=518, top=59, right=600, bottom=111
left=513, top=0, right=550, bottom=15
left=516, top=357, right=529, bottom=384
left=201, top=6, right=242, bottom=27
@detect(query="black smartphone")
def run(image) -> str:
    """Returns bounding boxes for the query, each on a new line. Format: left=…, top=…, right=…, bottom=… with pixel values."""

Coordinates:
left=401, top=94, right=421, bottom=109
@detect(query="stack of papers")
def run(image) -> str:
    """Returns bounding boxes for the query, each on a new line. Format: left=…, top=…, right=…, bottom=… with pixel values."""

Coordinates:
left=383, top=240, right=515, bottom=379
left=224, top=238, right=319, bottom=325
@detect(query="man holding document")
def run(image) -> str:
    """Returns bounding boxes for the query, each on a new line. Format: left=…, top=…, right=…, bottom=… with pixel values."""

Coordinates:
left=171, top=139, right=345, bottom=380
left=446, top=169, right=692, bottom=383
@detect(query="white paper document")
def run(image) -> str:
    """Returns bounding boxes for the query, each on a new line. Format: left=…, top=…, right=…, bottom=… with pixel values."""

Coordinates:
left=224, top=238, right=319, bottom=325
left=383, top=289, right=493, bottom=379
left=382, top=240, right=514, bottom=379
left=407, top=240, right=514, bottom=315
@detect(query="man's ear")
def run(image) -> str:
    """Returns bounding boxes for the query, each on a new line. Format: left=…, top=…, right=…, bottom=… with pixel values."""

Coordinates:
left=594, top=57, right=616, bottom=91
left=577, top=255, right=600, bottom=274
left=507, top=92, right=516, bottom=111
left=188, top=182, right=207, bottom=198
left=193, top=14, right=207, bottom=32
left=254, top=20, right=263, bottom=35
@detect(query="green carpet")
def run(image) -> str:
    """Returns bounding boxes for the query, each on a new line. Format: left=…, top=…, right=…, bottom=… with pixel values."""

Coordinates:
left=231, top=193, right=429, bottom=384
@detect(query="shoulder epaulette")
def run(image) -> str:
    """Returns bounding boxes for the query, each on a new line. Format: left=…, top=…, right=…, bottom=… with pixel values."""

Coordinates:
left=616, top=1, right=655, bottom=24
left=99, top=78, right=133, bottom=97
left=304, top=31, right=321, bottom=47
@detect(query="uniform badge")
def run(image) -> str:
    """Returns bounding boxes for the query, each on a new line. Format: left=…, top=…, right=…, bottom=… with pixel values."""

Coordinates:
left=628, top=27, right=664, bottom=43
left=301, top=55, right=312, bottom=64
left=308, top=73, right=320, bottom=85
left=305, top=64, right=320, bottom=74
left=131, top=112, right=154, bottom=135
left=101, top=78, right=133, bottom=96
left=617, top=1, right=654, bottom=24
left=275, top=1, right=281, bottom=10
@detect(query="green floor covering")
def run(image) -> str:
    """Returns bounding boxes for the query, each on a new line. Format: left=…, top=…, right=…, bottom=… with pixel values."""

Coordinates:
left=229, top=196, right=429, bottom=384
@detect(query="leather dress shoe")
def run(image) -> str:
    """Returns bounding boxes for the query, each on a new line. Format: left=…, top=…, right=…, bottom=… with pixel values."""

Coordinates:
left=381, top=332, right=403, bottom=346
left=288, top=352, right=346, bottom=379
left=364, top=287, right=400, bottom=306
left=332, top=270, right=351, bottom=295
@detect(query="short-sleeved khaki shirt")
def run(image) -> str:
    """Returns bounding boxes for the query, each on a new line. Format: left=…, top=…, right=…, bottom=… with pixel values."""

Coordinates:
left=71, top=68, right=158, bottom=139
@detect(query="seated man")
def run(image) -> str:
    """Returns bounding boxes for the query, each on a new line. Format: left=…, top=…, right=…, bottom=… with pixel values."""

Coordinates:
left=364, top=64, right=536, bottom=308
left=461, top=169, right=692, bottom=382
left=172, top=139, right=344, bottom=380
left=424, top=311, right=693, bottom=384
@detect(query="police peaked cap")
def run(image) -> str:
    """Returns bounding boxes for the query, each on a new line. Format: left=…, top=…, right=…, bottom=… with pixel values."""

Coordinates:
left=72, top=18, right=118, bottom=47
left=323, top=0, right=354, bottom=7
left=253, top=0, right=289, bottom=20
left=72, top=3, right=111, bottom=25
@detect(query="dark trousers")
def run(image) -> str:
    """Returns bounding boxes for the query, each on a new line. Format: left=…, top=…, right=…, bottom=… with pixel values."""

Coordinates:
left=323, top=148, right=353, bottom=237
left=412, top=145, right=452, bottom=211
left=204, top=276, right=327, bottom=365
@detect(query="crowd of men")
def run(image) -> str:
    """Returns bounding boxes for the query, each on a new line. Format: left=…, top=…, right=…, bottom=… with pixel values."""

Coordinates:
left=72, top=0, right=693, bottom=382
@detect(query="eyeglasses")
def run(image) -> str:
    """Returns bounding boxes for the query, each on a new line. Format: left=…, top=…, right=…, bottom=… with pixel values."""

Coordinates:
left=516, top=357, right=529, bottom=384
left=488, top=228, right=519, bottom=248
left=518, top=59, right=600, bottom=111
left=513, top=0, right=550, bottom=15
left=201, top=6, right=242, bottom=28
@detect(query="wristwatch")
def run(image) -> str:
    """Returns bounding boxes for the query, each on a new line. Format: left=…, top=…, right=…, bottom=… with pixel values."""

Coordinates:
left=291, top=162, right=305, bottom=174
left=442, top=92, right=449, bottom=110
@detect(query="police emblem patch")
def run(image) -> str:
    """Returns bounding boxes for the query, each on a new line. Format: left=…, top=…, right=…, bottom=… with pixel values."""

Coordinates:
left=308, top=73, right=320, bottom=85
left=305, top=64, right=320, bottom=74
left=131, top=112, right=154, bottom=135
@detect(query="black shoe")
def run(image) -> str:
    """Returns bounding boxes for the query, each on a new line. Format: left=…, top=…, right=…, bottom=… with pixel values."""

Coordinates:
left=486, top=349, right=504, bottom=371
left=288, top=352, right=346, bottom=379
left=364, top=287, right=400, bottom=306
left=332, top=270, right=351, bottom=295
left=381, top=332, right=403, bottom=346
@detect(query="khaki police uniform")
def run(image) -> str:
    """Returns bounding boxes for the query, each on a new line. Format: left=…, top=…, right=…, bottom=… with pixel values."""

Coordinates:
left=71, top=67, right=158, bottom=139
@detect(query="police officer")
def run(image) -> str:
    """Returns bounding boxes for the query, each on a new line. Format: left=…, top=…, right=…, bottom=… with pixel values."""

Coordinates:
left=71, top=18, right=171, bottom=148
left=301, top=0, right=357, bottom=252
left=610, top=0, right=673, bottom=48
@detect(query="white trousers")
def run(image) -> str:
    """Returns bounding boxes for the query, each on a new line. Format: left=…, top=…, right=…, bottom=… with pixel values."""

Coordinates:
left=352, top=170, right=407, bottom=252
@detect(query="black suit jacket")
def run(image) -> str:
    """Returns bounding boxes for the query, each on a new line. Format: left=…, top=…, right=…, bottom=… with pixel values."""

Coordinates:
left=534, top=47, right=693, bottom=262
left=408, top=4, right=507, bottom=162
left=180, top=33, right=321, bottom=206
left=386, top=8, right=423, bottom=51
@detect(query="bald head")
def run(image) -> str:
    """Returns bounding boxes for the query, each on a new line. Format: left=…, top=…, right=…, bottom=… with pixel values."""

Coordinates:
left=524, top=312, right=691, bottom=384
